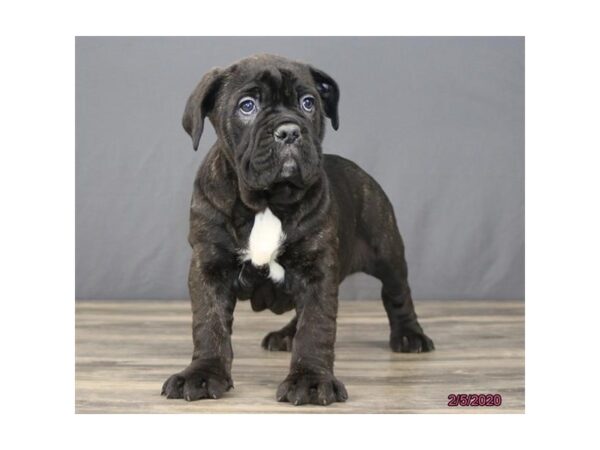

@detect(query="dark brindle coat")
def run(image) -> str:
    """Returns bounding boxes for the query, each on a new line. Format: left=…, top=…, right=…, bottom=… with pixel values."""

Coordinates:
left=161, top=54, right=434, bottom=406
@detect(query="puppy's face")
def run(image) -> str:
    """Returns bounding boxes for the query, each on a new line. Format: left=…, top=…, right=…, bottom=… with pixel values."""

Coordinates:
left=182, top=54, right=339, bottom=200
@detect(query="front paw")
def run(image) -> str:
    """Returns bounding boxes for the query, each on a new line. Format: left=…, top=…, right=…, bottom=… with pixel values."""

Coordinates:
left=261, top=330, right=293, bottom=351
left=390, top=329, right=435, bottom=353
left=161, top=360, right=233, bottom=401
left=276, top=372, right=348, bottom=406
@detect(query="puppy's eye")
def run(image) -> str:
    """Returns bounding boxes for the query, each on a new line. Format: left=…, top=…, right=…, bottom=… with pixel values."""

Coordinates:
left=300, top=95, right=315, bottom=113
left=238, top=97, right=257, bottom=115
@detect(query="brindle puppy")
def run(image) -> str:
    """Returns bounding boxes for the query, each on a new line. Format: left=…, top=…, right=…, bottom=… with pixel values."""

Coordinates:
left=161, top=54, right=434, bottom=406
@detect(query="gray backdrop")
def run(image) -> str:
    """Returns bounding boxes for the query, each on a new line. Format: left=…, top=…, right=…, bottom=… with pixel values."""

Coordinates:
left=76, top=37, right=524, bottom=300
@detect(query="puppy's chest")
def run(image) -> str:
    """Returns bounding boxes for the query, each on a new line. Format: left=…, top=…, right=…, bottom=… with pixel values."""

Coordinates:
left=235, top=207, right=288, bottom=283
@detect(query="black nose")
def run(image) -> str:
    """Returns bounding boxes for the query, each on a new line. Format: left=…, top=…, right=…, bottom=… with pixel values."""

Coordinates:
left=274, top=123, right=301, bottom=144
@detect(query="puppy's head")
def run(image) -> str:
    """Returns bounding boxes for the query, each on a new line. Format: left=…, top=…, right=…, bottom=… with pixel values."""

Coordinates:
left=182, top=54, right=339, bottom=199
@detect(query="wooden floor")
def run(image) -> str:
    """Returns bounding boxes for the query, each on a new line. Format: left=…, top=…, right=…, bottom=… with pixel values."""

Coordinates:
left=75, top=299, right=524, bottom=413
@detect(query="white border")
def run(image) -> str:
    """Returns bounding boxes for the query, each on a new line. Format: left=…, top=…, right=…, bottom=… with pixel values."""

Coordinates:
left=2, top=0, right=600, bottom=448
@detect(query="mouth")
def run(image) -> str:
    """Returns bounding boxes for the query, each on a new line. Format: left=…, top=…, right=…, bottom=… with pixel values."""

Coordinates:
left=280, top=158, right=297, bottom=178
left=240, top=125, right=322, bottom=192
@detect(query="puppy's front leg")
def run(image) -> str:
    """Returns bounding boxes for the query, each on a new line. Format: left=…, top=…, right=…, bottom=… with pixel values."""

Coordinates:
left=162, top=245, right=236, bottom=401
left=276, top=259, right=347, bottom=406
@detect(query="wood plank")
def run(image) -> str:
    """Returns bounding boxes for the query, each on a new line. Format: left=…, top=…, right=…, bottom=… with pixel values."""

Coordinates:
left=76, top=299, right=524, bottom=413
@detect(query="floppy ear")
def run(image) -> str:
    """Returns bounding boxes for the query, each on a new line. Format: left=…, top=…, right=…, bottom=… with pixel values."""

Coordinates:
left=309, top=67, right=340, bottom=130
left=182, top=68, right=224, bottom=151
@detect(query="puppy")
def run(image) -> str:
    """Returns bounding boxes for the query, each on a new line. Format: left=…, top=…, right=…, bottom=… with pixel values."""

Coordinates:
left=162, top=54, right=434, bottom=406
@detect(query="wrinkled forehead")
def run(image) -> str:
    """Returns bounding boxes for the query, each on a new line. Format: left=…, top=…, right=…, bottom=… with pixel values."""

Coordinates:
left=224, top=58, right=314, bottom=98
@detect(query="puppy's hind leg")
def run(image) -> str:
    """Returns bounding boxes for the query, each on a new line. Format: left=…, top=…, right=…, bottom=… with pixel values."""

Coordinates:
left=368, top=232, right=435, bottom=353
left=261, top=316, right=297, bottom=351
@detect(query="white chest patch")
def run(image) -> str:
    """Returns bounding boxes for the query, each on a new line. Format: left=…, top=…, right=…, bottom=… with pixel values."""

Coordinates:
left=242, top=207, right=286, bottom=283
